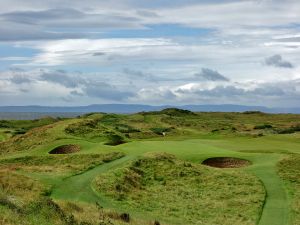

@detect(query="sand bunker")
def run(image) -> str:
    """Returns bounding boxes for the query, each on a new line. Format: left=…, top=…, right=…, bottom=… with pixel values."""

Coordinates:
left=202, top=157, right=250, bottom=168
left=49, top=144, right=80, bottom=154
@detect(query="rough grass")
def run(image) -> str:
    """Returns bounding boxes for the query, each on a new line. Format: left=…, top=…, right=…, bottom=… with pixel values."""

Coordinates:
left=0, top=169, right=69, bottom=225
left=0, top=169, right=45, bottom=202
left=93, top=153, right=265, bottom=225
left=0, top=152, right=124, bottom=175
left=64, top=111, right=300, bottom=141
left=57, top=200, right=163, bottom=225
left=277, top=154, right=300, bottom=225
left=0, top=197, right=79, bottom=225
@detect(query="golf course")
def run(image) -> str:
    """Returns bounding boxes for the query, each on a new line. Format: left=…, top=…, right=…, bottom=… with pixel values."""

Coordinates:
left=0, top=108, right=299, bottom=225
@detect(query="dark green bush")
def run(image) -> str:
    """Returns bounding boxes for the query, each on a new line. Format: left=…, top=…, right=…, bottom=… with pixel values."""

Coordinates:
left=150, top=127, right=172, bottom=135
left=254, top=124, right=273, bottom=129
left=105, top=134, right=126, bottom=146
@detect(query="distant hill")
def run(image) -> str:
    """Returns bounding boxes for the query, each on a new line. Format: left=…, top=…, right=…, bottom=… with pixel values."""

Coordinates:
left=0, top=104, right=299, bottom=114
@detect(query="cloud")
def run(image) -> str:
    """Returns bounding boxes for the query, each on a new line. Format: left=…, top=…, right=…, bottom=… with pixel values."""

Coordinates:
left=21, top=38, right=176, bottom=66
left=10, top=75, right=31, bottom=84
left=2, top=69, right=135, bottom=102
left=83, top=81, right=134, bottom=101
left=133, top=78, right=300, bottom=107
left=1, top=67, right=300, bottom=107
left=0, top=7, right=143, bottom=41
left=176, top=84, right=285, bottom=98
left=39, top=70, right=85, bottom=88
left=1, top=8, right=142, bottom=29
left=38, top=70, right=134, bottom=100
left=123, top=68, right=158, bottom=82
left=195, top=68, right=229, bottom=81
left=265, top=54, right=294, bottom=68
left=0, top=21, right=83, bottom=41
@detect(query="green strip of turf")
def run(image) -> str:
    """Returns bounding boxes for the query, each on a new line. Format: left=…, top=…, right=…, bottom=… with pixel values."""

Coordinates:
left=247, top=154, right=290, bottom=225
left=51, top=155, right=134, bottom=203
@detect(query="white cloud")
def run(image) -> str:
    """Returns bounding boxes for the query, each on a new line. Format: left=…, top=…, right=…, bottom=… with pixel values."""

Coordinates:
left=19, top=38, right=176, bottom=66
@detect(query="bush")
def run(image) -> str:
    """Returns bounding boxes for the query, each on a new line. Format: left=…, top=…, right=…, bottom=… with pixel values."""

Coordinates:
left=105, top=134, right=126, bottom=146
left=254, top=124, right=273, bottom=129
left=242, top=111, right=264, bottom=114
left=150, top=127, right=172, bottom=135
left=276, top=124, right=300, bottom=134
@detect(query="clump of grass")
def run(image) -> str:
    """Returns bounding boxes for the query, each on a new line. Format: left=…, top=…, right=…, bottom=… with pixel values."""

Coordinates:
left=0, top=169, right=45, bottom=202
left=1, top=152, right=125, bottom=174
left=65, top=119, right=108, bottom=139
left=277, top=154, right=300, bottom=225
left=160, top=108, right=196, bottom=116
left=115, top=124, right=140, bottom=133
left=105, top=134, right=126, bottom=146
left=0, top=196, right=78, bottom=225
left=93, top=153, right=265, bottom=225
left=57, top=200, right=160, bottom=225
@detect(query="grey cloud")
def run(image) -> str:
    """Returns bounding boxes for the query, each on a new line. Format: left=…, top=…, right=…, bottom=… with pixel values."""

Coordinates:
left=123, top=68, right=158, bottom=82
left=70, top=90, right=84, bottom=96
left=2, top=69, right=136, bottom=101
left=0, top=21, right=83, bottom=41
left=0, top=8, right=142, bottom=41
left=2, top=8, right=83, bottom=23
left=38, top=69, right=135, bottom=100
left=83, top=81, right=134, bottom=101
left=176, top=83, right=288, bottom=98
left=39, top=70, right=85, bottom=88
left=265, top=54, right=293, bottom=68
left=93, top=52, right=106, bottom=56
left=195, top=68, right=229, bottom=81
left=1, top=8, right=141, bottom=28
left=123, top=68, right=146, bottom=77
left=136, top=10, right=159, bottom=17
left=274, top=36, right=300, bottom=43
left=10, top=75, right=31, bottom=84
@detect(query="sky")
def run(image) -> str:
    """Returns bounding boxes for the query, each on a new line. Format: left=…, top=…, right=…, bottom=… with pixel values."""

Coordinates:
left=0, top=0, right=300, bottom=107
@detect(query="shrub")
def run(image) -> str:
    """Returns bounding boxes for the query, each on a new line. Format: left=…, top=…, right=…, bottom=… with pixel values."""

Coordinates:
left=242, top=111, right=264, bottom=114
left=254, top=124, right=273, bottom=129
left=276, top=124, right=300, bottom=134
left=150, top=127, right=172, bottom=135
left=105, top=134, right=126, bottom=146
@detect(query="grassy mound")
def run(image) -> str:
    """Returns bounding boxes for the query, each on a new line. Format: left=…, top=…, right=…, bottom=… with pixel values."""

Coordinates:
left=93, top=153, right=265, bottom=225
left=0, top=170, right=72, bottom=225
left=277, top=154, right=300, bottom=225
left=202, top=157, right=251, bottom=168
left=49, top=144, right=80, bottom=154
left=1, top=152, right=125, bottom=175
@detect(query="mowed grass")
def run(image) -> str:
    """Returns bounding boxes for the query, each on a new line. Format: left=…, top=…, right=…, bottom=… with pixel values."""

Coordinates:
left=0, top=109, right=299, bottom=225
